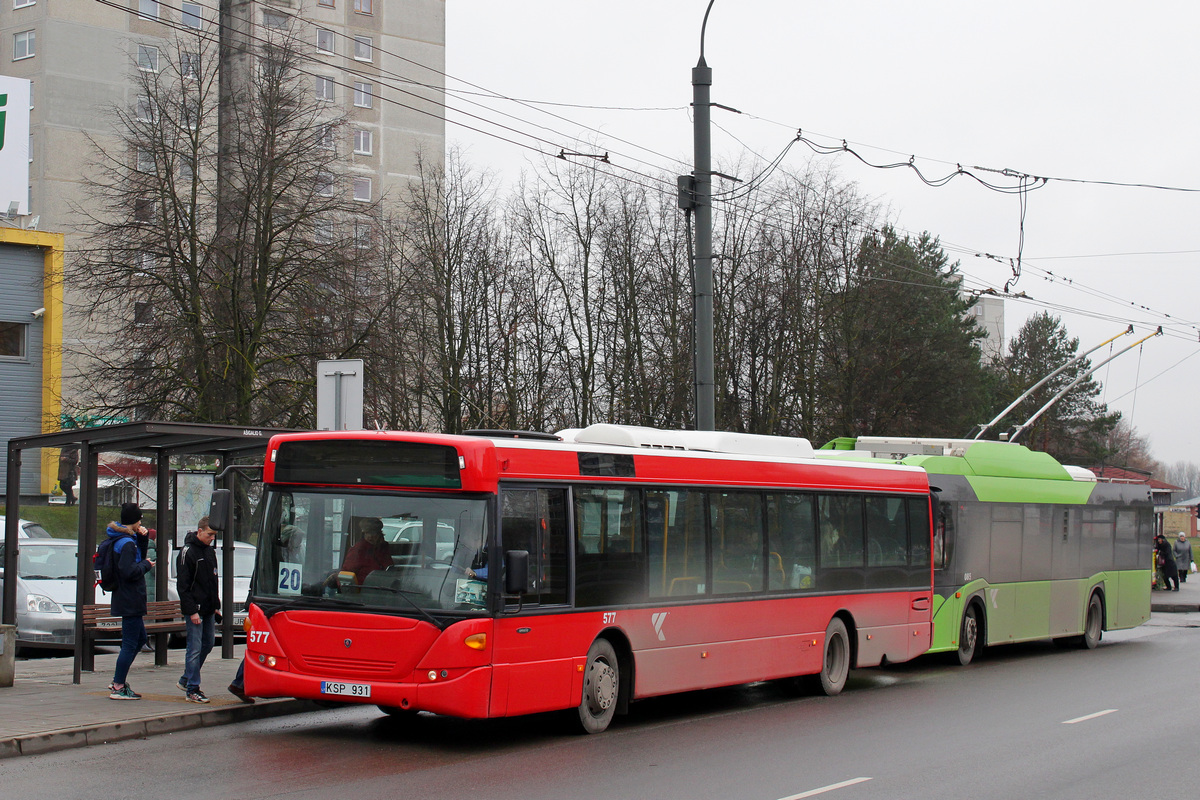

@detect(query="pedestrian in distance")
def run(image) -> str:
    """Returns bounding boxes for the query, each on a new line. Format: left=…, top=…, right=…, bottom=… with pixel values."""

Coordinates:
left=57, top=446, right=78, bottom=506
left=1155, top=532, right=1179, bottom=592
left=1174, top=532, right=1194, bottom=584
left=108, top=502, right=155, bottom=700
left=177, top=516, right=222, bottom=704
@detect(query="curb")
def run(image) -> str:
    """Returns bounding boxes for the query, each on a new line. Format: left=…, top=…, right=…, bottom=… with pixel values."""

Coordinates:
left=0, top=698, right=319, bottom=760
left=1152, top=603, right=1200, bottom=614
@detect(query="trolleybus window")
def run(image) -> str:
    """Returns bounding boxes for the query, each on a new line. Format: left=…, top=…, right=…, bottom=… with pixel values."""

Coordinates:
left=712, top=492, right=764, bottom=594
left=500, top=488, right=568, bottom=605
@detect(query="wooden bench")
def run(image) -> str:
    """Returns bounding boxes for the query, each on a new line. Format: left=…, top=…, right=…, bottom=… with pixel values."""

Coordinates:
left=80, top=600, right=186, bottom=671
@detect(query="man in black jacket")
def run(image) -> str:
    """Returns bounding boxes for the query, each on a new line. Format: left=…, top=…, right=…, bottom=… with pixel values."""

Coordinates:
left=176, top=516, right=221, bottom=703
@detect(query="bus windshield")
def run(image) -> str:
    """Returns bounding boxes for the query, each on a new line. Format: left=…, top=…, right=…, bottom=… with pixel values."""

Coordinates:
left=255, top=488, right=491, bottom=615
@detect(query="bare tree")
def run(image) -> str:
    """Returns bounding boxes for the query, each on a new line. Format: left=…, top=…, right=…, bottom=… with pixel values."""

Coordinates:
left=67, top=23, right=387, bottom=426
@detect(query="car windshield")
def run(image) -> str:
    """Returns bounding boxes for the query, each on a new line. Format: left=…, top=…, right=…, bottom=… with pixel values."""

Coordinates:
left=18, top=544, right=78, bottom=580
left=255, top=489, right=490, bottom=615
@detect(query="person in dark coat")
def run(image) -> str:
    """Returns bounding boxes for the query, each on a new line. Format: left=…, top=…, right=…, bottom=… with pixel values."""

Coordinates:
left=1155, top=533, right=1179, bottom=591
left=57, top=446, right=78, bottom=505
left=108, top=502, right=155, bottom=699
left=177, top=516, right=221, bottom=703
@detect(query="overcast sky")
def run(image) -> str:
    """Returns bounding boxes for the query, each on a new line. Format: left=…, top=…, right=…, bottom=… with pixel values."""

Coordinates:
left=444, top=1, right=1200, bottom=467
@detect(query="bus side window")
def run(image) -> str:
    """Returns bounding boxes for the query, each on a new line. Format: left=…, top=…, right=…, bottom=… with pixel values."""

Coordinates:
left=767, top=493, right=816, bottom=591
left=646, top=489, right=705, bottom=599
left=574, top=487, right=646, bottom=607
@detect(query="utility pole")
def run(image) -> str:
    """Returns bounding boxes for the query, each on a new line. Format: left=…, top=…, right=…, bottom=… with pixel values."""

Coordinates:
left=690, top=1, right=717, bottom=431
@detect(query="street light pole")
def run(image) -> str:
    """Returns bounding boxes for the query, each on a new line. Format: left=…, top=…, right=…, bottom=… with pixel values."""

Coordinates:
left=692, top=0, right=717, bottom=431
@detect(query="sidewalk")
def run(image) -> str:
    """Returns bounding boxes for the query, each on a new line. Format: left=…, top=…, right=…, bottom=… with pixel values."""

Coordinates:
left=1150, top=569, right=1200, bottom=613
left=0, top=644, right=318, bottom=760
left=2, top=578, right=1197, bottom=761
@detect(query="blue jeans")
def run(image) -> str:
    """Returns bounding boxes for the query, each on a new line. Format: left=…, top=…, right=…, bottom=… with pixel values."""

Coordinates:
left=231, top=659, right=245, bottom=690
left=112, top=616, right=148, bottom=686
left=180, top=613, right=216, bottom=692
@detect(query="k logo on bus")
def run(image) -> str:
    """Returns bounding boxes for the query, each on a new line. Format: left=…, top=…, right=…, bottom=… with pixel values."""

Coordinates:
left=651, top=612, right=668, bottom=641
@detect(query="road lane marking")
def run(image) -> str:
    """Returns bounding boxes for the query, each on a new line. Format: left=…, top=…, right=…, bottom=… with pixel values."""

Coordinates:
left=1062, top=709, right=1118, bottom=724
left=779, top=777, right=872, bottom=799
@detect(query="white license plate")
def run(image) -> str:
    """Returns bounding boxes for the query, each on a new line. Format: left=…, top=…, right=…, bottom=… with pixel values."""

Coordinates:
left=320, top=681, right=371, bottom=698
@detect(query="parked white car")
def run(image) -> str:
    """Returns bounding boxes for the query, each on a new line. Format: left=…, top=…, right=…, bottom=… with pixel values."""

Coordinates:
left=0, top=537, right=91, bottom=650
left=0, top=515, right=54, bottom=539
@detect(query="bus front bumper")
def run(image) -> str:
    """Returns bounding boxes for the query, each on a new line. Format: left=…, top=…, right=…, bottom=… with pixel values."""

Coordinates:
left=242, top=657, right=494, bottom=718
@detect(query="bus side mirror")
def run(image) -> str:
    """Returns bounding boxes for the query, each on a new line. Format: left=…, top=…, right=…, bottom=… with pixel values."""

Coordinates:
left=209, top=489, right=232, bottom=533
left=504, top=550, right=529, bottom=595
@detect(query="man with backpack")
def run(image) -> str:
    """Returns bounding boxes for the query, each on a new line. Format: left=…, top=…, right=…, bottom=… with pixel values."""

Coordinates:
left=176, top=516, right=221, bottom=704
left=105, top=503, right=155, bottom=700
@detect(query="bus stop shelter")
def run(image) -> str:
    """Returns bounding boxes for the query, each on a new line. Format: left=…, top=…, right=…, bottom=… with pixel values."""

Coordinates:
left=3, top=422, right=300, bottom=683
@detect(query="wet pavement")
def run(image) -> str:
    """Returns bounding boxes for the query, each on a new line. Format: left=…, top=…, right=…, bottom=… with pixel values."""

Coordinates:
left=1, top=576, right=1195, bottom=760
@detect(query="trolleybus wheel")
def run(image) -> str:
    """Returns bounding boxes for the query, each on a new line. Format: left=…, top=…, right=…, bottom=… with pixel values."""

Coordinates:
left=576, top=638, right=619, bottom=734
left=1081, top=593, right=1103, bottom=649
left=817, top=618, right=850, bottom=696
left=957, top=604, right=980, bottom=666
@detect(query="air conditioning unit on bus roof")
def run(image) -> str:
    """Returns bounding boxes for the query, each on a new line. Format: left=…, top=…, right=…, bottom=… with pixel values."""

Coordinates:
left=562, top=424, right=816, bottom=460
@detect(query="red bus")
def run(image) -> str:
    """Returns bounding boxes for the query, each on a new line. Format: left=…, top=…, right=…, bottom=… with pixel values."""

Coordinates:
left=241, top=424, right=933, bottom=733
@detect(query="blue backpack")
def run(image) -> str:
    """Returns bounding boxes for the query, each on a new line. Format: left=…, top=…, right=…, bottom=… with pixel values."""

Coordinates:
left=94, top=535, right=133, bottom=592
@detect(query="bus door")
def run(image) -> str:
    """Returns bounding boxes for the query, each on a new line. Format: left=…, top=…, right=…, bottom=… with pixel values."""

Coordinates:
left=490, top=487, right=573, bottom=716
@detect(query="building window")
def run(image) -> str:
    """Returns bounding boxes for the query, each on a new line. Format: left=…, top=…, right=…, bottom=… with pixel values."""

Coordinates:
left=136, top=148, right=155, bottom=172
left=136, top=96, right=155, bottom=122
left=354, top=221, right=371, bottom=249
left=353, top=81, right=372, bottom=108
left=315, top=219, right=334, bottom=244
left=137, top=44, right=159, bottom=72
left=317, top=124, right=335, bottom=150
left=318, top=0, right=334, bottom=6
left=263, top=11, right=287, bottom=29
left=353, top=129, right=372, bottom=155
left=0, top=322, right=28, bottom=359
left=316, top=28, right=335, bottom=54
left=316, top=172, right=335, bottom=197
left=353, top=0, right=371, bottom=14
left=353, top=36, right=372, bottom=62
left=181, top=2, right=202, bottom=29
left=182, top=98, right=199, bottom=129
left=134, top=197, right=156, bottom=223
left=14, top=0, right=35, bottom=9
left=315, top=76, right=335, bottom=101
left=352, top=177, right=371, bottom=202
left=133, top=301, right=153, bottom=325
left=13, top=30, right=35, bottom=60
left=181, top=51, right=199, bottom=79
left=138, top=0, right=159, bottom=20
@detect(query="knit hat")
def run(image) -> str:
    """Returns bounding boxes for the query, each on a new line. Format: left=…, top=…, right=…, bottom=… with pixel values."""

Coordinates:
left=120, top=502, right=143, bottom=525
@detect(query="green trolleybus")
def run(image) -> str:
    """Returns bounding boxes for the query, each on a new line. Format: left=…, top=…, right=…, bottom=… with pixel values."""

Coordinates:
left=819, top=437, right=1153, bottom=665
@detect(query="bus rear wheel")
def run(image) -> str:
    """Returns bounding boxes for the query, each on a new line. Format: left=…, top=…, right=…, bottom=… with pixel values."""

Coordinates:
left=575, top=638, right=619, bottom=734
left=957, top=604, right=980, bottom=666
left=816, top=618, right=850, bottom=696
left=1081, top=593, right=1103, bottom=649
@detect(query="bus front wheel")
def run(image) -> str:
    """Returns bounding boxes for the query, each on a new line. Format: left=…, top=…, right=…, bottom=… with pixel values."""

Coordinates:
left=958, top=604, right=980, bottom=666
left=576, top=638, right=620, bottom=734
left=816, top=618, right=850, bottom=696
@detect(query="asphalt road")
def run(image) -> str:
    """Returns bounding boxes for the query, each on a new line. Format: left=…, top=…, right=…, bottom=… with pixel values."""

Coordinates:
left=4, top=615, right=1197, bottom=800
